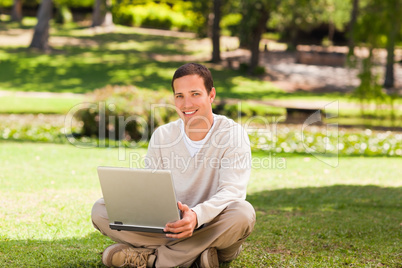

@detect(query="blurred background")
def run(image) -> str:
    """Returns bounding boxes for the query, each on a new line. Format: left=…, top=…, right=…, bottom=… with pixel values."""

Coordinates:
left=0, top=0, right=401, bottom=153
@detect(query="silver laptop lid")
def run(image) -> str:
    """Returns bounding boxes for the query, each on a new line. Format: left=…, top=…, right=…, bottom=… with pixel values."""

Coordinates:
left=97, top=167, right=180, bottom=232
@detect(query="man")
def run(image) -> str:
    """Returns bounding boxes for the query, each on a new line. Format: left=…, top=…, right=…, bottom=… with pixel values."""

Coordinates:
left=91, top=63, right=256, bottom=267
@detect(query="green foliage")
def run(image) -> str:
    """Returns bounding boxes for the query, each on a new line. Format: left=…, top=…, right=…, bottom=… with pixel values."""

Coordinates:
left=0, top=0, right=93, bottom=8
left=0, top=0, right=12, bottom=8
left=1, top=110, right=401, bottom=158
left=238, top=0, right=272, bottom=48
left=238, top=62, right=266, bottom=76
left=74, top=85, right=177, bottom=142
left=353, top=49, right=388, bottom=115
left=317, top=0, right=351, bottom=31
left=0, top=114, right=74, bottom=143
left=270, top=0, right=351, bottom=45
left=112, top=2, right=194, bottom=31
left=220, top=13, right=242, bottom=36
left=189, top=0, right=211, bottom=37
left=54, top=0, right=94, bottom=8
left=348, top=0, right=401, bottom=117
left=54, top=4, right=73, bottom=24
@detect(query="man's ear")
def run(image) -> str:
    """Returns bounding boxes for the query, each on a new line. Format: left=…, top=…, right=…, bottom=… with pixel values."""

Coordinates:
left=209, top=87, right=216, bottom=103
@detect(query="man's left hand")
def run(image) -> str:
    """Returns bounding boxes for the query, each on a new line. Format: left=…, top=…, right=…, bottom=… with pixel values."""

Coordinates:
left=164, top=201, right=198, bottom=239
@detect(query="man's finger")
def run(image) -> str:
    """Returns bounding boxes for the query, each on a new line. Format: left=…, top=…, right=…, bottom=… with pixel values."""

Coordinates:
left=166, top=229, right=193, bottom=239
left=178, top=202, right=190, bottom=213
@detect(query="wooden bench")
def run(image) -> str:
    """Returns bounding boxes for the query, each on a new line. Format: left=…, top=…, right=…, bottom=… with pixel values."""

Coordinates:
left=296, top=45, right=346, bottom=66
left=214, top=98, right=325, bottom=124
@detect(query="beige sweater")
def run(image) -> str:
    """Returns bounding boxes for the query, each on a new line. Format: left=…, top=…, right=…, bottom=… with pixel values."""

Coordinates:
left=145, top=114, right=251, bottom=227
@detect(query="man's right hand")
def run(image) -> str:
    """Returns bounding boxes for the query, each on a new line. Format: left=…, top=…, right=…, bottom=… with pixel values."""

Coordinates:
left=163, top=201, right=198, bottom=239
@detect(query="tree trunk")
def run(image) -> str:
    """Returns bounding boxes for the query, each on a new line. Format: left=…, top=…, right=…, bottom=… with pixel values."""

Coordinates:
left=92, top=0, right=114, bottom=27
left=347, top=0, right=359, bottom=57
left=383, top=7, right=399, bottom=89
left=11, top=0, right=23, bottom=22
left=328, top=22, right=335, bottom=44
left=249, top=9, right=269, bottom=74
left=29, top=0, right=52, bottom=52
left=211, top=0, right=222, bottom=63
left=288, top=22, right=298, bottom=51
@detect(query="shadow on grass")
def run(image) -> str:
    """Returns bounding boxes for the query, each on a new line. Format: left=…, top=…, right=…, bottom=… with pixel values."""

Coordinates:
left=243, top=185, right=402, bottom=267
left=0, top=27, right=348, bottom=101
left=0, top=28, right=196, bottom=93
left=0, top=185, right=401, bottom=267
left=0, top=232, right=109, bottom=267
left=247, top=185, right=402, bottom=210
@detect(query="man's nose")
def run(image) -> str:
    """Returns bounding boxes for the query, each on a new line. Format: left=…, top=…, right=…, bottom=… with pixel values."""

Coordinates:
left=183, top=96, right=192, bottom=108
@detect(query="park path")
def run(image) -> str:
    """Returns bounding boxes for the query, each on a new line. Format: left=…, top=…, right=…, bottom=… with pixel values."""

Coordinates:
left=217, top=41, right=402, bottom=94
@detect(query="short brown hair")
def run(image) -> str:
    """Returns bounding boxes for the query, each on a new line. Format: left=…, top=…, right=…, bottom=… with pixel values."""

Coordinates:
left=171, top=63, right=214, bottom=94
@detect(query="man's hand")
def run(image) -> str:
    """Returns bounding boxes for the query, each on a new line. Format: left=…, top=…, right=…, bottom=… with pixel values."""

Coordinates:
left=164, top=201, right=198, bottom=239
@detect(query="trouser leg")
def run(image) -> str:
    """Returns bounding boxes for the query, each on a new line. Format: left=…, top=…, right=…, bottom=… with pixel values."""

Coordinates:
left=91, top=198, right=256, bottom=268
left=154, top=200, right=255, bottom=267
left=91, top=198, right=171, bottom=249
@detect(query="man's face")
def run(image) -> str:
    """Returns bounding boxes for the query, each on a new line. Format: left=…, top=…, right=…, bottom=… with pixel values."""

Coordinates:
left=173, top=74, right=216, bottom=128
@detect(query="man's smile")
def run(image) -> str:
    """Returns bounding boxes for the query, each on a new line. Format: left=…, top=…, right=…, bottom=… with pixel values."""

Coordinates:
left=183, top=109, right=198, bottom=116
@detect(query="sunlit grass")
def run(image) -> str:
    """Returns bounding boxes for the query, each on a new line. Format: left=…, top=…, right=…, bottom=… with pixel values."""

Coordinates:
left=0, top=95, right=84, bottom=114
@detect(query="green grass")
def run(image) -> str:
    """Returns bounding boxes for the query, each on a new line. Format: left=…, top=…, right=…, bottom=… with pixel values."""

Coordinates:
left=0, top=95, right=84, bottom=114
left=0, top=141, right=400, bottom=267
left=0, top=21, right=371, bottom=101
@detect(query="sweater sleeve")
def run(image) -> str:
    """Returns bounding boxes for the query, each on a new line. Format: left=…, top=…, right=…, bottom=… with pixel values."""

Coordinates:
left=144, top=128, right=163, bottom=170
left=191, top=126, right=252, bottom=227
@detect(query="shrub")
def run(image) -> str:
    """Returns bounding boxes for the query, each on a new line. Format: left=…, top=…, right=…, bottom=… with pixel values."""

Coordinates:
left=248, top=125, right=402, bottom=157
left=74, top=85, right=176, bottom=142
left=221, top=13, right=242, bottom=36
left=113, top=2, right=194, bottom=31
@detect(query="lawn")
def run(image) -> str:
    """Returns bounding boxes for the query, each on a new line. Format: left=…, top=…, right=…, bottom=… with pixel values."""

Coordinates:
left=0, top=18, right=401, bottom=268
left=0, top=141, right=400, bottom=267
left=0, top=95, right=84, bottom=114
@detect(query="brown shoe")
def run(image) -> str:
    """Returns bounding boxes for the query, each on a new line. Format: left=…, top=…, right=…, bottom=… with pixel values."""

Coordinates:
left=200, top=247, right=219, bottom=268
left=102, top=243, right=156, bottom=268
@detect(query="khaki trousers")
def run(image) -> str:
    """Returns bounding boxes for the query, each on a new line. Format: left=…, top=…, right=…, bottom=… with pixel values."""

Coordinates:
left=91, top=198, right=256, bottom=268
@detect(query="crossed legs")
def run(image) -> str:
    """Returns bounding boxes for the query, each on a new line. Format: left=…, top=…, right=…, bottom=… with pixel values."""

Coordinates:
left=91, top=198, right=255, bottom=268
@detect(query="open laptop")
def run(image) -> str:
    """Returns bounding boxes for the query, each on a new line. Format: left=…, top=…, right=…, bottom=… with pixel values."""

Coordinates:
left=97, top=166, right=181, bottom=233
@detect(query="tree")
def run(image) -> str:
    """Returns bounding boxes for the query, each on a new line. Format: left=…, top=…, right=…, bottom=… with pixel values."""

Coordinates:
left=11, top=0, right=23, bottom=22
left=248, top=5, right=269, bottom=74
left=211, top=0, right=222, bottom=63
left=191, top=0, right=212, bottom=37
left=318, top=0, right=351, bottom=45
left=270, top=0, right=351, bottom=49
left=92, top=0, right=114, bottom=27
left=270, top=0, right=316, bottom=50
left=383, top=0, right=401, bottom=89
left=29, top=0, right=53, bottom=52
left=54, top=0, right=73, bottom=25
left=239, top=0, right=279, bottom=74
left=353, top=0, right=401, bottom=90
left=347, top=0, right=359, bottom=57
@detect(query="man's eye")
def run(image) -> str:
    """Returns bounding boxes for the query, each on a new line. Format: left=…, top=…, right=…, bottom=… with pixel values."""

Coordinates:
left=176, top=95, right=183, bottom=98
